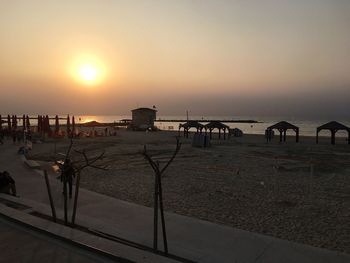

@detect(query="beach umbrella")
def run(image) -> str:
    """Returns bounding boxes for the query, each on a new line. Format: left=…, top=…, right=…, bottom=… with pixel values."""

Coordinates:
left=46, top=115, right=51, bottom=135
left=72, top=116, right=75, bottom=135
left=67, top=115, right=71, bottom=135
left=55, top=115, right=59, bottom=133
left=26, top=115, right=30, bottom=130
left=0, top=115, right=2, bottom=129
left=7, top=115, right=11, bottom=130
left=42, top=115, right=46, bottom=133
left=22, top=114, right=26, bottom=130
left=37, top=115, right=41, bottom=133
left=14, top=115, right=18, bottom=129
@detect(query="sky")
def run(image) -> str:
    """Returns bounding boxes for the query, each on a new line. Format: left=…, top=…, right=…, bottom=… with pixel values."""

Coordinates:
left=0, top=0, right=350, bottom=118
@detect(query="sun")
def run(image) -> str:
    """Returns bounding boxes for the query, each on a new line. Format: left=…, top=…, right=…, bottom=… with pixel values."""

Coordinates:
left=69, top=54, right=107, bottom=86
left=79, top=64, right=97, bottom=82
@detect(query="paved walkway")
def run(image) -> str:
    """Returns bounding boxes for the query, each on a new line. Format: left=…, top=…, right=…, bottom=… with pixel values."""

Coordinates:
left=0, top=215, right=118, bottom=263
left=0, top=140, right=349, bottom=263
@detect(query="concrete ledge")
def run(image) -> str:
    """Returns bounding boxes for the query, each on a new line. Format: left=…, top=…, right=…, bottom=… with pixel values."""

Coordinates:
left=0, top=201, right=180, bottom=263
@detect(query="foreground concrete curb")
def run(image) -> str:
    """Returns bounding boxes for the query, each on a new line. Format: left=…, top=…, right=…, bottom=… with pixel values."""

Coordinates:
left=0, top=199, right=180, bottom=263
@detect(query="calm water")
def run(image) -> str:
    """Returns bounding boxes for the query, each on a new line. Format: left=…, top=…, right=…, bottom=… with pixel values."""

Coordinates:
left=72, top=115, right=350, bottom=137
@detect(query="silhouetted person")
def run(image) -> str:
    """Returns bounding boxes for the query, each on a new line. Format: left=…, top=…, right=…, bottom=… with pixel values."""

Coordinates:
left=61, top=159, right=75, bottom=198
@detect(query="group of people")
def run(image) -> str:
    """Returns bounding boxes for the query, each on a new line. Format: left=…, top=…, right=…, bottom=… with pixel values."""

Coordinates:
left=0, top=171, right=17, bottom=196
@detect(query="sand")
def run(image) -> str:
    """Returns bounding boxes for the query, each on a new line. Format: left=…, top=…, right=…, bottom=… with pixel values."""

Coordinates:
left=27, top=129, right=350, bottom=254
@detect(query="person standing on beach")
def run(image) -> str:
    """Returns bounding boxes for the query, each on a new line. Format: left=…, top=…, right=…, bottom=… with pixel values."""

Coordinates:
left=61, top=159, right=76, bottom=198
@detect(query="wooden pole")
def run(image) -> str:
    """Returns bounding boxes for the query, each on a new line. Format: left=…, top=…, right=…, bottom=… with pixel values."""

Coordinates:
left=331, top=130, right=335, bottom=145
left=309, top=159, right=314, bottom=203
left=279, top=130, right=283, bottom=142
left=44, top=170, right=56, bottom=222
left=153, top=169, right=159, bottom=251
left=158, top=173, right=168, bottom=254
left=71, top=171, right=81, bottom=225
left=63, top=171, right=68, bottom=225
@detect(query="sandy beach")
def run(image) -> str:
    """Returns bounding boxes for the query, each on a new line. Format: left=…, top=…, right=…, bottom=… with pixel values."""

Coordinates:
left=26, top=130, right=350, bottom=254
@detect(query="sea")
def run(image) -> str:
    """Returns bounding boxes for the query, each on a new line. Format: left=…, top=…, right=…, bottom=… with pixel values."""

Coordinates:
left=71, top=115, right=350, bottom=138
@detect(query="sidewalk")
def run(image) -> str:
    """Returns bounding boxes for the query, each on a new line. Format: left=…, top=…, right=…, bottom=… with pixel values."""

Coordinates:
left=1, top=141, right=349, bottom=263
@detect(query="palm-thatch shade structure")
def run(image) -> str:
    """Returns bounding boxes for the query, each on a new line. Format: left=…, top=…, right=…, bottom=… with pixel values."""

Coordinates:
left=204, top=121, right=230, bottom=140
left=266, top=121, right=299, bottom=142
left=316, top=121, right=350, bottom=145
left=179, top=121, right=204, bottom=138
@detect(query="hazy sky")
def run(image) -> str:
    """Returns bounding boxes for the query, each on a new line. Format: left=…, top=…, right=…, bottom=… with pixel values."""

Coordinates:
left=1, top=0, right=350, bottom=118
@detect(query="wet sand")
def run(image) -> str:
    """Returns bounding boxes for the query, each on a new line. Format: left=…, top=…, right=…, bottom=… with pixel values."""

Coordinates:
left=27, top=130, right=350, bottom=254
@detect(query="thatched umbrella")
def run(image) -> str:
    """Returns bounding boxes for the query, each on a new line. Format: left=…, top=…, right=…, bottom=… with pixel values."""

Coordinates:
left=67, top=115, right=71, bottom=135
left=55, top=115, right=59, bottom=133
left=7, top=115, right=11, bottom=130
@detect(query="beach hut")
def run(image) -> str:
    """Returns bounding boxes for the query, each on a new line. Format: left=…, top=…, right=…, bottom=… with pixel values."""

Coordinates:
left=204, top=121, right=230, bottom=140
left=316, top=121, right=350, bottom=145
left=266, top=121, right=299, bottom=142
left=179, top=121, right=204, bottom=138
left=131, top=107, right=157, bottom=130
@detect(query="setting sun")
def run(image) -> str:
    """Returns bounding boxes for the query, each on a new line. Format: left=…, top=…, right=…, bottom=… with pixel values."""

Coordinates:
left=69, top=54, right=107, bottom=86
left=79, top=64, right=97, bottom=82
